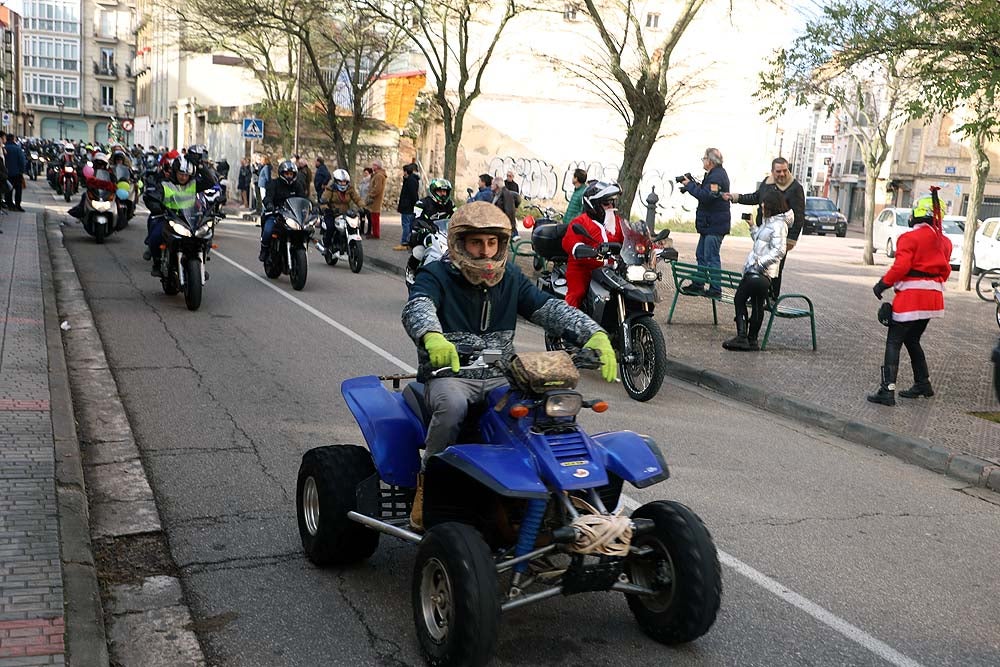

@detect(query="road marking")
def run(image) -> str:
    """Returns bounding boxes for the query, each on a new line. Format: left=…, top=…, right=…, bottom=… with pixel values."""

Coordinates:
left=219, top=250, right=925, bottom=667
left=213, top=252, right=416, bottom=373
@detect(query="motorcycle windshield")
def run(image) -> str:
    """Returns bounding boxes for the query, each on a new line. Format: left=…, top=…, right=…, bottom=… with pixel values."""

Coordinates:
left=282, top=196, right=313, bottom=226
left=89, top=169, right=117, bottom=199
left=618, top=220, right=654, bottom=267
left=113, top=165, right=131, bottom=182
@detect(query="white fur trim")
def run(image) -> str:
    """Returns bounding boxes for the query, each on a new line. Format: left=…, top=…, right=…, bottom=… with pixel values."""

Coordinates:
left=894, top=280, right=944, bottom=292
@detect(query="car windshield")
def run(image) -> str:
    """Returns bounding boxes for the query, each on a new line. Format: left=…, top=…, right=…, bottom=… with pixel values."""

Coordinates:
left=807, top=198, right=837, bottom=212
left=942, top=219, right=963, bottom=235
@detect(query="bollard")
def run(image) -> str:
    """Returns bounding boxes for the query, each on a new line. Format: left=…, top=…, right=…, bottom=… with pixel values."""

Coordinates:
left=644, top=186, right=659, bottom=234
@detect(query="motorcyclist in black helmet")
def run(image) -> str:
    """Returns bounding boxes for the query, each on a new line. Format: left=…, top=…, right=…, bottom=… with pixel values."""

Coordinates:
left=259, top=160, right=305, bottom=261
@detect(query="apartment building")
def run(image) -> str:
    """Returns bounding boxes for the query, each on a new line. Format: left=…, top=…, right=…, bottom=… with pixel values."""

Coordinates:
left=789, top=103, right=836, bottom=197
left=20, top=0, right=135, bottom=142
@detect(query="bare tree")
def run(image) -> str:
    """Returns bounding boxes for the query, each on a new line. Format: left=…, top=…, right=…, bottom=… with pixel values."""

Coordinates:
left=363, top=0, right=519, bottom=184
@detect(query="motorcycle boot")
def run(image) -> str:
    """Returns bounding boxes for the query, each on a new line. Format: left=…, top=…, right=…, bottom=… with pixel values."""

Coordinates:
left=866, top=365, right=897, bottom=406
left=722, top=315, right=753, bottom=351
left=150, top=258, right=163, bottom=278
left=258, top=245, right=268, bottom=262
left=409, top=473, right=425, bottom=531
left=899, top=353, right=933, bottom=398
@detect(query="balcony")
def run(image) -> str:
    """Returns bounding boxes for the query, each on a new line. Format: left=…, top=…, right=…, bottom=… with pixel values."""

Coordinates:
left=125, top=65, right=135, bottom=78
left=94, top=31, right=119, bottom=43
left=93, top=61, right=118, bottom=78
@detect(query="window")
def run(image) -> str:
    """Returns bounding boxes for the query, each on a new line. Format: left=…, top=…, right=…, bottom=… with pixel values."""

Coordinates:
left=97, top=10, right=116, bottom=38
left=100, top=47, right=115, bottom=73
left=22, top=35, right=79, bottom=71
left=23, top=0, right=80, bottom=34
left=100, top=85, right=115, bottom=108
left=563, top=3, right=578, bottom=20
left=906, top=128, right=922, bottom=163
left=22, top=71, right=79, bottom=108
left=646, top=13, right=660, bottom=28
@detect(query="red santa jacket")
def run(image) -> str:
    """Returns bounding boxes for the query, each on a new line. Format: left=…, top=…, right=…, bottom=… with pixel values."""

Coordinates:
left=561, top=212, right=625, bottom=272
left=882, top=223, right=952, bottom=322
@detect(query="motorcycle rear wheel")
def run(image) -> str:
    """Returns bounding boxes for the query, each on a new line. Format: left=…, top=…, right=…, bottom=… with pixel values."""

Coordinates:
left=620, top=317, right=667, bottom=402
left=348, top=241, right=363, bottom=273
left=183, top=258, right=202, bottom=311
left=290, top=247, right=308, bottom=290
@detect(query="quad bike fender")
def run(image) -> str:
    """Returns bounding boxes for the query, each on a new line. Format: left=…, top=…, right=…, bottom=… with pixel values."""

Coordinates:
left=434, top=445, right=549, bottom=499
left=591, top=431, right=669, bottom=488
left=341, top=376, right=424, bottom=487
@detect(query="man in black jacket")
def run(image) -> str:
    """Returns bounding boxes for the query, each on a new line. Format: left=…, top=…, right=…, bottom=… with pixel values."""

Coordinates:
left=259, top=160, right=304, bottom=261
left=395, top=163, right=420, bottom=251
left=727, top=157, right=805, bottom=300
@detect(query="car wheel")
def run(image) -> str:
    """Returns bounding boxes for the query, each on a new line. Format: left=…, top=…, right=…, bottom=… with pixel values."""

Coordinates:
left=886, top=239, right=895, bottom=258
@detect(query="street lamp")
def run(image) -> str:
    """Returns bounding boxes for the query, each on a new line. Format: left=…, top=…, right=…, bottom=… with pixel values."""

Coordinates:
left=55, top=98, right=65, bottom=141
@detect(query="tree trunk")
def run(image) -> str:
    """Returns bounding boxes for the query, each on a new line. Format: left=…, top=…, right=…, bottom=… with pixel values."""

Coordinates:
left=441, top=102, right=462, bottom=186
left=862, top=167, right=879, bottom=265
left=618, top=115, right=662, bottom=219
left=959, top=131, right=990, bottom=290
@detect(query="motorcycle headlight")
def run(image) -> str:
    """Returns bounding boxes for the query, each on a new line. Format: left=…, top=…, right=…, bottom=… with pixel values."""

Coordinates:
left=92, top=200, right=113, bottom=212
left=169, top=220, right=193, bottom=237
left=195, top=219, right=215, bottom=238
left=64, top=166, right=74, bottom=173
left=626, top=265, right=656, bottom=282
left=284, top=218, right=302, bottom=231
left=544, top=392, right=582, bottom=418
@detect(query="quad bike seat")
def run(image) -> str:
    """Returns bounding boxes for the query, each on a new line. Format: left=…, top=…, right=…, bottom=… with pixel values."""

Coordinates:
left=402, top=380, right=485, bottom=443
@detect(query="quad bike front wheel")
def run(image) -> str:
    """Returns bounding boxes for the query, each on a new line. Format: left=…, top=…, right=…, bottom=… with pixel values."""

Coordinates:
left=412, top=522, right=499, bottom=667
left=296, top=445, right=379, bottom=567
left=620, top=317, right=667, bottom=402
left=625, top=500, right=722, bottom=644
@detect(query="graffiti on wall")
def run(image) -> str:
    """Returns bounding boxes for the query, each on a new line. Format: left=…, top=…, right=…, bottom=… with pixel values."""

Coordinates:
left=487, top=155, right=696, bottom=217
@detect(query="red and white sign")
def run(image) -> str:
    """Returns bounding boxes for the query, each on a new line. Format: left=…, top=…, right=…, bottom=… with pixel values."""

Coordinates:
left=121, top=119, right=134, bottom=132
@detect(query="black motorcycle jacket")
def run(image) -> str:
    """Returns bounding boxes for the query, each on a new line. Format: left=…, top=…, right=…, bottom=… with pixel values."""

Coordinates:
left=264, top=178, right=304, bottom=210
left=415, top=196, right=455, bottom=222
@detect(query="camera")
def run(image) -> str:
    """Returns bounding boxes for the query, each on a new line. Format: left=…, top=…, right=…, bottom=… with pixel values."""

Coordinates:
left=741, top=212, right=752, bottom=221
left=674, top=173, right=693, bottom=184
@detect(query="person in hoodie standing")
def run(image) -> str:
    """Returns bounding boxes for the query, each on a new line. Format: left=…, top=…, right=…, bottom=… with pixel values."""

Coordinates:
left=679, top=147, right=730, bottom=297
left=395, top=163, right=420, bottom=251
left=4, top=134, right=27, bottom=211
left=726, top=157, right=805, bottom=301
left=723, top=190, right=791, bottom=351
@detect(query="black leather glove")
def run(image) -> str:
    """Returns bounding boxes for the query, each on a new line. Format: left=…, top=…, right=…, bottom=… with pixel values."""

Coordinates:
left=873, top=280, right=890, bottom=300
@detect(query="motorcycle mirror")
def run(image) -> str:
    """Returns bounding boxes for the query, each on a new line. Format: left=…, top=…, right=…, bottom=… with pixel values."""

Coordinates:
left=466, top=188, right=473, bottom=195
left=522, top=215, right=535, bottom=229
left=652, top=229, right=671, bottom=242
left=347, top=210, right=358, bottom=218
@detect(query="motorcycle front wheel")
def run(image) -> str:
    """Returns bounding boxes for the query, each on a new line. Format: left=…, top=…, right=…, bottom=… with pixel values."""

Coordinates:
left=183, top=258, right=202, bottom=311
left=63, top=189, right=71, bottom=203
left=94, top=221, right=105, bottom=245
left=620, top=317, right=667, bottom=402
left=290, top=247, right=308, bottom=290
left=264, top=246, right=283, bottom=279
left=348, top=241, right=363, bottom=273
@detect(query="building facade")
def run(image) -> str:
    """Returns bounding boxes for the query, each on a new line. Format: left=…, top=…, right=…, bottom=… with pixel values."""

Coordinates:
left=789, top=103, right=836, bottom=197
left=20, top=0, right=135, bottom=142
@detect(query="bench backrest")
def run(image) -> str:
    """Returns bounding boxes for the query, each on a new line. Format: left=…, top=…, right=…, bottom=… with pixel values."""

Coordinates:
left=670, top=261, right=742, bottom=290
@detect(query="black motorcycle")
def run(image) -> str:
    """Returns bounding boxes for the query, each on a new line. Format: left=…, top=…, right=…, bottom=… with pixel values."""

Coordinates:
left=317, top=209, right=364, bottom=273
left=263, top=196, right=318, bottom=290
left=157, top=191, right=221, bottom=311
left=80, top=169, right=120, bottom=244
left=28, top=150, right=44, bottom=181
left=533, top=219, right=676, bottom=402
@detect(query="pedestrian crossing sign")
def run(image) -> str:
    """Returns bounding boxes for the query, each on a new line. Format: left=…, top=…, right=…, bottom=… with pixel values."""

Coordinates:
left=242, top=118, right=264, bottom=140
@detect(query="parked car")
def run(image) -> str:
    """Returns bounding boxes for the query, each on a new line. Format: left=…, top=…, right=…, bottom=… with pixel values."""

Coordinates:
left=874, top=207, right=967, bottom=268
left=974, top=217, right=1000, bottom=274
left=802, top=197, right=847, bottom=237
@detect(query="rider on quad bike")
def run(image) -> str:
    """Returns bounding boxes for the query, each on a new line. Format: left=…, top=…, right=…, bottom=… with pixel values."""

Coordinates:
left=401, top=201, right=618, bottom=530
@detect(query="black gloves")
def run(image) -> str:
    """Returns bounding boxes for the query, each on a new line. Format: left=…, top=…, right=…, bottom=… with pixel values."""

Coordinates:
left=873, top=280, right=890, bottom=300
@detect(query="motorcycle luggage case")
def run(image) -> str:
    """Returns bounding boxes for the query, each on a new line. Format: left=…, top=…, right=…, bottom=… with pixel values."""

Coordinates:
left=531, top=221, right=568, bottom=261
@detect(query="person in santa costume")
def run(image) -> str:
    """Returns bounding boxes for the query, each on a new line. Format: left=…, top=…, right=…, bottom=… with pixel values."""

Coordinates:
left=561, top=181, right=625, bottom=308
left=868, top=189, right=952, bottom=406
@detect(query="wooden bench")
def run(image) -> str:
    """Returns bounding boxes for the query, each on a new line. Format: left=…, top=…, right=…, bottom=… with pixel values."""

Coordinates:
left=667, top=261, right=817, bottom=350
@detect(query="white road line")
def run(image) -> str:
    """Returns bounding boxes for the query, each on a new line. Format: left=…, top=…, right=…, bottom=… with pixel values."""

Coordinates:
left=213, top=251, right=416, bottom=374
left=221, top=251, right=925, bottom=667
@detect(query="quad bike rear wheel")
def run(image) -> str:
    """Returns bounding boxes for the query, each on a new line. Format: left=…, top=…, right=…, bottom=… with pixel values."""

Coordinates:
left=296, top=445, right=380, bottom=566
left=625, top=500, right=721, bottom=644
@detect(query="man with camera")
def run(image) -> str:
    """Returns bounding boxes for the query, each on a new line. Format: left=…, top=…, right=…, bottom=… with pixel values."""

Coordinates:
left=725, top=157, right=805, bottom=302
left=679, top=148, right=730, bottom=297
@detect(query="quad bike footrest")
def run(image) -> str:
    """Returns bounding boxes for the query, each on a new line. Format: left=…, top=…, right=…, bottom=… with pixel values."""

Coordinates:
left=561, top=557, right=625, bottom=595
left=357, top=474, right=414, bottom=520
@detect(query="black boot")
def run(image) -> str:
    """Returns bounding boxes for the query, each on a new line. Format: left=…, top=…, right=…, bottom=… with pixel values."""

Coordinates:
left=258, top=245, right=268, bottom=262
left=723, top=316, right=753, bottom=351
left=866, top=365, right=897, bottom=406
left=899, top=380, right=934, bottom=398
left=150, top=260, right=163, bottom=278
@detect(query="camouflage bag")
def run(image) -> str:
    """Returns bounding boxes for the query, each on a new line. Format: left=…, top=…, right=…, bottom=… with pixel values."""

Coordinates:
left=508, top=351, right=579, bottom=393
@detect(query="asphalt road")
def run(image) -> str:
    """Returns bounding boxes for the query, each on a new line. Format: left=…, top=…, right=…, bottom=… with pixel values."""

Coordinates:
left=42, top=184, right=1000, bottom=666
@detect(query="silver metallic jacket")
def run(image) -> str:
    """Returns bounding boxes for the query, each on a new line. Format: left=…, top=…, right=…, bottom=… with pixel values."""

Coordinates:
left=743, top=210, right=791, bottom=278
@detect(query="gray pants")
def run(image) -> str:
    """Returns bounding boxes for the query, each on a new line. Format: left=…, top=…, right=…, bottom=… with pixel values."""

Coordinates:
left=423, top=377, right=508, bottom=466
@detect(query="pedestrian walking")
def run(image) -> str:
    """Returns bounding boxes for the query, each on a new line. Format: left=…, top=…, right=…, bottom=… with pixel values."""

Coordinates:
left=3, top=133, right=27, bottom=211
left=867, top=190, right=952, bottom=406
left=680, top=147, right=730, bottom=297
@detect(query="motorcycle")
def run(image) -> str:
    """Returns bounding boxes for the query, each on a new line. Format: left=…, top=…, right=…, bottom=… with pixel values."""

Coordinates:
left=80, top=168, right=120, bottom=244
left=295, top=346, right=721, bottom=666
left=59, top=162, right=79, bottom=202
left=262, top=196, right=318, bottom=291
left=531, top=218, right=677, bottom=402
left=316, top=209, right=364, bottom=273
left=404, top=216, right=449, bottom=292
left=156, top=190, right=221, bottom=311
left=28, top=151, right=43, bottom=181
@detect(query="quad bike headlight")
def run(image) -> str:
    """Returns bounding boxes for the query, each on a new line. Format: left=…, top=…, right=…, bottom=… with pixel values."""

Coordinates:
left=544, top=392, right=583, bottom=418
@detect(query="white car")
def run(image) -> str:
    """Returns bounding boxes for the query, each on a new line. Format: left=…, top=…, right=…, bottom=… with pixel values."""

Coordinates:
left=974, top=217, right=1000, bottom=273
left=874, top=207, right=966, bottom=268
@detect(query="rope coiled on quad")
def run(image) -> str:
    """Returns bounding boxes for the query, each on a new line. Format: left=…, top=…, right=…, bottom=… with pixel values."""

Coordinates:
left=568, top=497, right=633, bottom=557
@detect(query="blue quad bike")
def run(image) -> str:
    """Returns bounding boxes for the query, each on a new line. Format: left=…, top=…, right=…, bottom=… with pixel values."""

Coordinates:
left=296, top=348, right=721, bottom=666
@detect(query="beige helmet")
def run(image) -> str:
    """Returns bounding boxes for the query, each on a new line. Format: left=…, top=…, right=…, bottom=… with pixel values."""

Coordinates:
left=448, top=202, right=511, bottom=287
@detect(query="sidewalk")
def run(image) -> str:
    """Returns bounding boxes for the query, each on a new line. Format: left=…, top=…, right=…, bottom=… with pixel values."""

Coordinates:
left=0, top=209, right=106, bottom=667
left=361, top=214, right=1000, bottom=490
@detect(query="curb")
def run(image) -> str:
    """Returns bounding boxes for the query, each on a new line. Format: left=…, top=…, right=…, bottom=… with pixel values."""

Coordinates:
left=369, top=249, right=998, bottom=492
left=37, top=212, right=111, bottom=667
left=43, top=211, right=208, bottom=666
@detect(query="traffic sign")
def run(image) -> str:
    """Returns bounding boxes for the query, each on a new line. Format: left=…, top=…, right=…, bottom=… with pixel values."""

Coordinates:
left=1, top=113, right=9, bottom=127
left=122, top=119, right=134, bottom=132
left=242, top=118, right=264, bottom=140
